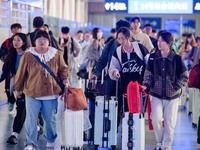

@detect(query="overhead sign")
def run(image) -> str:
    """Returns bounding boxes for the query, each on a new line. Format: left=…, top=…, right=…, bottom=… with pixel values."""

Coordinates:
left=128, top=0, right=193, bottom=14
left=105, top=0, right=128, bottom=13
left=193, top=0, right=200, bottom=13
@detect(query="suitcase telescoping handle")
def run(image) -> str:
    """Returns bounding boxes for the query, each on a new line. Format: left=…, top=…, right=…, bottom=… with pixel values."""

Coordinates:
left=115, top=78, right=118, bottom=101
left=101, top=79, right=119, bottom=148
left=139, top=87, right=148, bottom=119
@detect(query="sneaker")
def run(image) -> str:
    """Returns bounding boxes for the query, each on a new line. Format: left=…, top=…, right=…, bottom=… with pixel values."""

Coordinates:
left=6, top=135, right=18, bottom=144
left=155, top=143, right=162, bottom=150
left=24, top=145, right=35, bottom=150
left=37, top=127, right=43, bottom=140
left=46, top=142, right=55, bottom=148
left=9, top=103, right=14, bottom=111
left=155, top=146, right=162, bottom=150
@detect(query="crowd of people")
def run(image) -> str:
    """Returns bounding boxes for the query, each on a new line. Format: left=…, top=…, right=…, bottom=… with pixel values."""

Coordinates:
left=0, top=15, right=199, bottom=150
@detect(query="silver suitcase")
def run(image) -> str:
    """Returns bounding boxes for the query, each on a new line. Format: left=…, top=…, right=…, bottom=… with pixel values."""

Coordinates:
left=122, top=113, right=145, bottom=150
left=61, top=109, right=84, bottom=149
left=94, top=96, right=118, bottom=148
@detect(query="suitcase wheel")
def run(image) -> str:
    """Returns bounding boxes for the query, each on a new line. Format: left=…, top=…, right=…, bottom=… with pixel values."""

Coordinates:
left=188, top=112, right=192, bottom=117
left=61, top=145, right=65, bottom=150
left=192, top=123, right=197, bottom=128
left=94, top=145, right=99, bottom=150
left=111, top=145, right=116, bottom=150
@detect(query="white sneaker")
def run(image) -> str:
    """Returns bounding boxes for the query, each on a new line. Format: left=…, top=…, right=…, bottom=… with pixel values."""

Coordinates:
left=46, top=142, right=55, bottom=148
left=155, top=143, right=162, bottom=150
left=24, top=145, right=35, bottom=150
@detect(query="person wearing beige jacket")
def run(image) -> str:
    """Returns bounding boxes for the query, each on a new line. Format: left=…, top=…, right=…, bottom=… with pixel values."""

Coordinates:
left=14, top=30, right=69, bottom=150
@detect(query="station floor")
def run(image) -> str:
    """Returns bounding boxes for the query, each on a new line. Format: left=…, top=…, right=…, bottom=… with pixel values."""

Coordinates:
left=0, top=100, right=198, bottom=150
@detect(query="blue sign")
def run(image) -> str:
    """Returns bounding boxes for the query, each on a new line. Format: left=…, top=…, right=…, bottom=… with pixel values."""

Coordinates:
left=128, top=0, right=193, bottom=14
left=105, top=0, right=128, bottom=13
left=193, top=0, right=200, bottom=13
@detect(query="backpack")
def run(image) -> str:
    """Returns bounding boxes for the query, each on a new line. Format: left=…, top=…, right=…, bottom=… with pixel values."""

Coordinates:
left=5, top=39, right=10, bottom=50
left=188, top=60, right=200, bottom=89
left=58, top=37, right=74, bottom=53
left=0, top=38, right=11, bottom=62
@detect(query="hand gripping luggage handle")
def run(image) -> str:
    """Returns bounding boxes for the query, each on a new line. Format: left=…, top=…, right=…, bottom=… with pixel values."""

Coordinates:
left=122, top=84, right=148, bottom=117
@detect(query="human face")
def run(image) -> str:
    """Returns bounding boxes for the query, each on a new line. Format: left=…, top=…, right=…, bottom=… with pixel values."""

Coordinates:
left=157, top=36, right=170, bottom=51
left=84, top=33, right=91, bottom=41
left=11, top=27, right=21, bottom=35
left=144, top=26, right=152, bottom=35
left=97, top=30, right=103, bottom=40
left=43, top=26, right=49, bottom=33
left=77, top=32, right=84, bottom=41
left=62, top=33, right=69, bottom=39
left=117, top=32, right=129, bottom=47
left=13, top=35, right=24, bottom=50
left=35, top=36, right=49, bottom=49
left=131, top=20, right=141, bottom=31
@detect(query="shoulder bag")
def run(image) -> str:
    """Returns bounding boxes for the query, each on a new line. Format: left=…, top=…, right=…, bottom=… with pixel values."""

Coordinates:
left=33, top=54, right=87, bottom=111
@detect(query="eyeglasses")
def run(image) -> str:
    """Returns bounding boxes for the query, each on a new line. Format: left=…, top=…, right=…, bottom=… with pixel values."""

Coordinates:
left=132, top=21, right=140, bottom=24
left=117, top=37, right=127, bottom=41
left=37, top=37, right=49, bottom=42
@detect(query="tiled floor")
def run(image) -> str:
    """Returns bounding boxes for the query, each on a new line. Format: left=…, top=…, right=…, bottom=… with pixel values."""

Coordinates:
left=0, top=101, right=198, bottom=150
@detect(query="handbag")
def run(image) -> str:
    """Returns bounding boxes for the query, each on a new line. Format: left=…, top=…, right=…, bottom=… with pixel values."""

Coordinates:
left=33, top=54, right=87, bottom=111
left=64, top=86, right=87, bottom=111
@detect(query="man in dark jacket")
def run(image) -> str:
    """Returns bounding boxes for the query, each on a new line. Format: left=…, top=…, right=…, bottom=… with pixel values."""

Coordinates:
left=27, top=16, right=59, bottom=49
left=0, top=23, right=22, bottom=61
left=143, top=23, right=157, bottom=48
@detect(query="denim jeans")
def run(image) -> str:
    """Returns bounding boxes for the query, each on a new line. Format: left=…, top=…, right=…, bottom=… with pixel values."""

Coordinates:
left=25, top=96, right=58, bottom=147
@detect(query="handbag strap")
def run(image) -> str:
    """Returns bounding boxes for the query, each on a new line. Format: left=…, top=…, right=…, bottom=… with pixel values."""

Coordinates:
left=32, top=54, right=64, bottom=91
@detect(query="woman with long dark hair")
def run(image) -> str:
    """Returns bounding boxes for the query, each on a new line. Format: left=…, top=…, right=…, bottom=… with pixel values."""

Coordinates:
left=0, top=33, right=27, bottom=144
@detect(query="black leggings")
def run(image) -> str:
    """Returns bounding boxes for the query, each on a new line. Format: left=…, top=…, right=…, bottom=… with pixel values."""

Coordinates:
left=13, top=94, right=26, bottom=134
left=5, top=90, right=16, bottom=104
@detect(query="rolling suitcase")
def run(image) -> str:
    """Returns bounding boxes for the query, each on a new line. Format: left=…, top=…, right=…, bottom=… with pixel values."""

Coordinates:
left=122, top=113, right=145, bottom=150
left=84, top=79, right=103, bottom=143
left=94, top=80, right=118, bottom=149
left=179, top=86, right=187, bottom=109
left=122, top=86, right=147, bottom=150
left=61, top=109, right=84, bottom=150
left=84, top=100, right=95, bottom=143
left=190, top=88, right=200, bottom=127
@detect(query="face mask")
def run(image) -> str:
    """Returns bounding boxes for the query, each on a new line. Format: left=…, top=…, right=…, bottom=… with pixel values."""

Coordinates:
left=97, top=31, right=103, bottom=40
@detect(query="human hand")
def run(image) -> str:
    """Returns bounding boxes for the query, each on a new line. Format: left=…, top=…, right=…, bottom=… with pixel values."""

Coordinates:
left=90, top=74, right=98, bottom=80
left=141, top=85, right=147, bottom=90
left=113, top=70, right=120, bottom=78
left=14, top=91, right=22, bottom=98
left=63, top=79, right=69, bottom=87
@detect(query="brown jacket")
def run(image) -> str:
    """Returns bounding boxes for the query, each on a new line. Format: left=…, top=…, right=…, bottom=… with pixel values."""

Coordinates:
left=143, top=50, right=188, bottom=100
left=14, top=47, right=69, bottom=98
